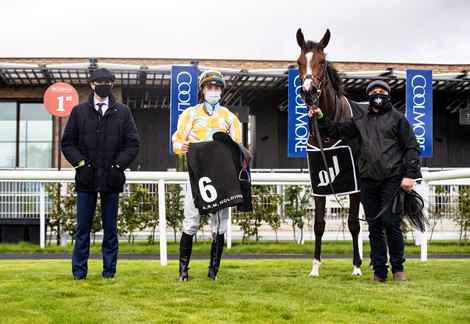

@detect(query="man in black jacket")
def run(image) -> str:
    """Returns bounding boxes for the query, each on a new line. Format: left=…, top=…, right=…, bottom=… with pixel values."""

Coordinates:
left=309, top=80, right=421, bottom=282
left=61, top=68, right=140, bottom=280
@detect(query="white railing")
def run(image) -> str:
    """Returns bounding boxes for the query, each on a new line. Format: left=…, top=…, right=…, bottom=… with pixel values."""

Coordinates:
left=417, top=168, right=470, bottom=261
left=1, top=168, right=470, bottom=265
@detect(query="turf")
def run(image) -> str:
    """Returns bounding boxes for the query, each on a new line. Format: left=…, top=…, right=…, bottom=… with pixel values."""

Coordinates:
left=0, top=259, right=469, bottom=323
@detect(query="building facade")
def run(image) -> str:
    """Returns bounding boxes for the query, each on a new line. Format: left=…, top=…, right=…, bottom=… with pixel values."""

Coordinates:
left=1, top=57, right=469, bottom=171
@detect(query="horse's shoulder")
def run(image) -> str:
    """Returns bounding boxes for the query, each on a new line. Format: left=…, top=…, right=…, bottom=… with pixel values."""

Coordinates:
left=346, top=98, right=368, bottom=118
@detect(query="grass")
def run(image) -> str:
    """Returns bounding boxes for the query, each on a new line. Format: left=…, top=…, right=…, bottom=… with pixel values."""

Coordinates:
left=0, top=240, right=469, bottom=255
left=0, top=259, right=469, bottom=323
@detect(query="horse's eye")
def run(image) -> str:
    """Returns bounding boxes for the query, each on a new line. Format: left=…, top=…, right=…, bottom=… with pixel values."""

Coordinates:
left=297, top=60, right=302, bottom=66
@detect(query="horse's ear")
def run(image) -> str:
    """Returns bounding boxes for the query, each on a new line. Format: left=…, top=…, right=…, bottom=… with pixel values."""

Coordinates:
left=296, top=28, right=306, bottom=49
left=319, top=29, right=331, bottom=50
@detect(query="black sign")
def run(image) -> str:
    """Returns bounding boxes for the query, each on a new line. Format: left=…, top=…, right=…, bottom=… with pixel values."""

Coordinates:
left=187, top=137, right=252, bottom=214
left=307, top=146, right=359, bottom=197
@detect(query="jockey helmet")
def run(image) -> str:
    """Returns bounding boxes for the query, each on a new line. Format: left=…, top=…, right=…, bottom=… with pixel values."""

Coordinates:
left=198, top=70, right=226, bottom=90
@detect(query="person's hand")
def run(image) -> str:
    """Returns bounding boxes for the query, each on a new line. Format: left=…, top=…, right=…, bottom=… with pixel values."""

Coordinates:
left=401, top=177, right=414, bottom=193
left=308, top=106, right=323, bottom=119
left=182, top=141, right=190, bottom=153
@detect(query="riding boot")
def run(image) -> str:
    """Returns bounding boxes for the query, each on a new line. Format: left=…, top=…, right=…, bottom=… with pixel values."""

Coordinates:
left=179, top=232, right=193, bottom=282
left=208, top=233, right=225, bottom=280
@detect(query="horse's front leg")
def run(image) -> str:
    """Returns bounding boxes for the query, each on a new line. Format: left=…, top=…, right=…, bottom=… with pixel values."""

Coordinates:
left=310, top=196, right=326, bottom=277
left=348, top=192, right=363, bottom=276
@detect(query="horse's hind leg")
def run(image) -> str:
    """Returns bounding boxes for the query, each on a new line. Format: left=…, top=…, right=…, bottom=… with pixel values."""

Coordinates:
left=348, top=192, right=363, bottom=276
left=310, top=196, right=326, bottom=277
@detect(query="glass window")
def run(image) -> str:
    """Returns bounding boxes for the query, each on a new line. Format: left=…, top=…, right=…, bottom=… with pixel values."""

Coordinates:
left=19, top=103, right=53, bottom=168
left=19, top=142, right=53, bottom=168
left=0, top=102, right=17, bottom=168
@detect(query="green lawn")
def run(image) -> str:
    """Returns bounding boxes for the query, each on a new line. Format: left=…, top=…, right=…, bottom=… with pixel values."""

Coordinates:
left=1, top=240, right=469, bottom=255
left=0, top=259, right=469, bottom=323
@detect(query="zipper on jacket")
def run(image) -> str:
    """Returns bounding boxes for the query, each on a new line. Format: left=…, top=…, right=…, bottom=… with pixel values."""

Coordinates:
left=367, top=116, right=377, bottom=176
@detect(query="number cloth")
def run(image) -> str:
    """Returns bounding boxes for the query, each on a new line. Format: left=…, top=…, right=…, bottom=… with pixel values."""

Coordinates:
left=187, top=136, right=252, bottom=214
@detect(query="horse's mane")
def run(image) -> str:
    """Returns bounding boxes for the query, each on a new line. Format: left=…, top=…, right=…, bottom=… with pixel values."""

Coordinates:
left=326, top=64, right=346, bottom=97
left=305, top=41, right=345, bottom=97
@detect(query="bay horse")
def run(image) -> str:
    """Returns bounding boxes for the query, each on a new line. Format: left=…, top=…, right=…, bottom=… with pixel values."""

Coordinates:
left=296, top=28, right=366, bottom=276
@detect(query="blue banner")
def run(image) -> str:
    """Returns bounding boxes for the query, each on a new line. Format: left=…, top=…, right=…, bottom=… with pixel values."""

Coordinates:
left=170, top=65, right=198, bottom=154
left=406, top=70, right=433, bottom=157
left=288, top=69, right=309, bottom=158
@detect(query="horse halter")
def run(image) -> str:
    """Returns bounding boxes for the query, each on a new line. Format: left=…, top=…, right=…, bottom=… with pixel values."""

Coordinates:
left=301, top=59, right=328, bottom=106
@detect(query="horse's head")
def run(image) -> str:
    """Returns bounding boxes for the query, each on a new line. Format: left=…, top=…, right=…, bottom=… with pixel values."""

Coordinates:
left=296, top=28, right=330, bottom=106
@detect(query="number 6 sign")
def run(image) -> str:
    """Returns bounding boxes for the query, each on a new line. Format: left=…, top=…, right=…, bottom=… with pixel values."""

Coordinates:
left=43, top=82, right=79, bottom=117
left=198, top=177, right=217, bottom=202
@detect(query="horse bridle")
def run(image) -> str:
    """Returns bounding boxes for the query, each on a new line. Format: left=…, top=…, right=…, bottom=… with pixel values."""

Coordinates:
left=301, top=58, right=328, bottom=105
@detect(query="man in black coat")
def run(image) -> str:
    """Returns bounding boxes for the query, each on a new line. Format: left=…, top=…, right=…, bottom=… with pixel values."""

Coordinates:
left=309, top=80, right=422, bottom=282
left=61, top=68, right=140, bottom=280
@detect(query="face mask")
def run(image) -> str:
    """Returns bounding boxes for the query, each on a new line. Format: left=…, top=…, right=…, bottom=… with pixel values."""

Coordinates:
left=204, top=91, right=221, bottom=106
left=94, top=84, right=113, bottom=98
left=369, top=93, right=390, bottom=109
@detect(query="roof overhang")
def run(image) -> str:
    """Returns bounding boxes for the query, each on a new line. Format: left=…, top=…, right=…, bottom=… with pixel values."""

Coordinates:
left=1, top=61, right=469, bottom=112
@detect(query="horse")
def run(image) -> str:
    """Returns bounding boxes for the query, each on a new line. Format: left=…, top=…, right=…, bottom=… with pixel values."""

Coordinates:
left=296, top=28, right=366, bottom=276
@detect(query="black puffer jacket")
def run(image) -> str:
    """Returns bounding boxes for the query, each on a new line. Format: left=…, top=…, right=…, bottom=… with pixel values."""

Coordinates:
left=61, top=92, right=140, bottom=192
left=317, top=105, right=421, bottom=181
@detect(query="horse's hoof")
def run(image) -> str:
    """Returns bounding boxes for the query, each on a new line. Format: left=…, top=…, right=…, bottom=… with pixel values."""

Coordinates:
left=352, top=266, right=363, bottom=276
left=309, top=259, right=322, bottom=277
left=309, top=270, right=319, bottom=277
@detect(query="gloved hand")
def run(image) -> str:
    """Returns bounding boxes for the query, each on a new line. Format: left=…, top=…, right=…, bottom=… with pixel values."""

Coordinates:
left=308, top=106, right=324, bottom=119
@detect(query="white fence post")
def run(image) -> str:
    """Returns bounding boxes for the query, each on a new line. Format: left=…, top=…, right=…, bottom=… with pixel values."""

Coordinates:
left=39, top=182, right=45, bottom=249
left=158, top=179, right=167, bottom=266
left=60, top=182, right=67, bottom=246
left=359, top=204, right=364, bottom=260
left=420, top=180, right=429, bottom=261
left=227, top=208, right=232, bottom=249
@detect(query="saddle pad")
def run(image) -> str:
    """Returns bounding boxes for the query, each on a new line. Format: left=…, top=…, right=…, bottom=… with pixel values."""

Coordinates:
left=307, top=145, right=359, bottom=197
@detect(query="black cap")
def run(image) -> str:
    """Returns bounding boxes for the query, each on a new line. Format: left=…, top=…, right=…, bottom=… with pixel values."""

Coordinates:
left=90, top=68, right=116, bottom=82
left=366, top=80, right=391, bottom=95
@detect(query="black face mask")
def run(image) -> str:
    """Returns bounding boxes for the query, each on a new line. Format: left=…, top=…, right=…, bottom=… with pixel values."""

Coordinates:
left=94, top=84, right=113, bottom=98
left=369, top=93, right=390, bottom=109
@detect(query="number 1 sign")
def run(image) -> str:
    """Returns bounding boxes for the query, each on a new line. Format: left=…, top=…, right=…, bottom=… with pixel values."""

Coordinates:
left=43, top=82, right=79, bottom=117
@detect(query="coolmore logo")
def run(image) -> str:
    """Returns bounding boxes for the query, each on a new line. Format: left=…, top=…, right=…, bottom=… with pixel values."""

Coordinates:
left=288, top=69, right=309, bottom=158
left=406, top=70, right=433, bottom=157
left=170, top=65, right=198, bottom=154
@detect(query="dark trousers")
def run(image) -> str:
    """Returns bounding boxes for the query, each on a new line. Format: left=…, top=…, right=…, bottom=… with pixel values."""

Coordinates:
left=360, top=176, right=404, bottom=279
left=72, top=191, right=119, bottom=278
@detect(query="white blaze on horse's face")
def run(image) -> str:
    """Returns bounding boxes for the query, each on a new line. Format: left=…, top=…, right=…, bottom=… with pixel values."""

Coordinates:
left=302, top=52, right=314, bottom=92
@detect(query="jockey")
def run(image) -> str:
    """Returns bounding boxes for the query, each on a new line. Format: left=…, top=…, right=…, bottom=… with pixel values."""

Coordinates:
left=172, top=69, right=242, bottom=281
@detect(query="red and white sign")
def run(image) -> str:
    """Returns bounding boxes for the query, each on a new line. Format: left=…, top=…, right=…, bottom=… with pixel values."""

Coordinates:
left=43, top=82, right=79, bottom=117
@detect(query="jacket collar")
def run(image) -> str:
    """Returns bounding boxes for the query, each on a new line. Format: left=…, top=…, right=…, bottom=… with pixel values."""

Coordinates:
left=87, top=91, right=117, bottom=109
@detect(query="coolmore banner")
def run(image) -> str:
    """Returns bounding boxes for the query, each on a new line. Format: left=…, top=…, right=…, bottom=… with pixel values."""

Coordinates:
left=406, top=70, right=433, bottom=157
left=307, top=146, right=359, bottom=197
left=288, top=69, right=309, bottom=158
left=170, top=65, right=198, bottom=154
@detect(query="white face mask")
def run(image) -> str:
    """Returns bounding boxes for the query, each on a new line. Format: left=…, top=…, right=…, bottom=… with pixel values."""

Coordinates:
left=204, top=91, right=221, bottom=106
